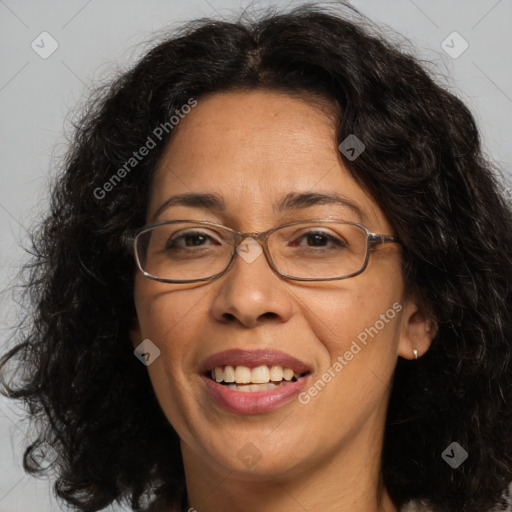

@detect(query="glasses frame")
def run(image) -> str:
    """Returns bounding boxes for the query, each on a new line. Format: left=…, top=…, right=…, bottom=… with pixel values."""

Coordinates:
left=122, top=218, right=400, bottom=283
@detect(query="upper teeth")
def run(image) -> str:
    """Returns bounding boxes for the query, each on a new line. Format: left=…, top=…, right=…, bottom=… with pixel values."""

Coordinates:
left=211, top=365, right=301, bottom=384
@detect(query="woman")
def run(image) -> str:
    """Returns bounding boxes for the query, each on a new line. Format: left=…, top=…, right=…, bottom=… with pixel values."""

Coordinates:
left=1, top=3, right=511, bottom=511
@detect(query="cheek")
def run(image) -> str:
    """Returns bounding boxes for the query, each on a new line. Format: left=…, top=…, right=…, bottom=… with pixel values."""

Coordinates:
left=133, top=288, right=214, bottom=436
left=294, top=277, right=403, bottom=433
left=295, top=264, right=404, bottom=384
left=132, top=280, right=212, bottom=388
left=134, top=277, right=213, bottom=342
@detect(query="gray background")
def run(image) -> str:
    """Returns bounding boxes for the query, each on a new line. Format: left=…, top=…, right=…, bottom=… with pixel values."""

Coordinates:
left=1, top=1, right=511, bottom=511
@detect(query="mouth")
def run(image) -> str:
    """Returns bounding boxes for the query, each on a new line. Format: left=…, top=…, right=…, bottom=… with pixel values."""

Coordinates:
left=204, top=364, right=311, bottom=392
left=199, top=349, right=313, bottom=414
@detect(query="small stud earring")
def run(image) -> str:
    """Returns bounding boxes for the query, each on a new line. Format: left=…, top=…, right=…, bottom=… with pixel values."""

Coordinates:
left=412, top=349, right=418, bottom=360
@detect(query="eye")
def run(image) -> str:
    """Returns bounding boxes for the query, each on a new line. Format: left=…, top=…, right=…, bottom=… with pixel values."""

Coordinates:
left=166, top=229, right=222, bottom=249
left=289, top=229, right=348, bottom=249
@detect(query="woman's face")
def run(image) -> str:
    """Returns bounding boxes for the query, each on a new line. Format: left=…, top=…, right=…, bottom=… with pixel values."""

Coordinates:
left=130, top=90, right=426, bottom=483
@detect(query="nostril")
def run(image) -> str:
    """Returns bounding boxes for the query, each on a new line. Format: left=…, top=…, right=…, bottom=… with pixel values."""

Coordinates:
left=259, top=312, right=278, bottom=320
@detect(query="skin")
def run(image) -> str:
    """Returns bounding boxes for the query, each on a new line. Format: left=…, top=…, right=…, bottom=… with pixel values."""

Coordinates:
left=129, top=90, right=436, bottom=512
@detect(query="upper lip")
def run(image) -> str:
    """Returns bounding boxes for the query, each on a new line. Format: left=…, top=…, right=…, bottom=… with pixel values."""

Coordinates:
left=200, top=348, right=312, bottom=374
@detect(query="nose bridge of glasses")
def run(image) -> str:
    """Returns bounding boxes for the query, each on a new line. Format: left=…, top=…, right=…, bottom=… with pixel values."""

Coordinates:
left=232, top=229, right=270, bottom=248
left=225, top=229, right=280, bottom=280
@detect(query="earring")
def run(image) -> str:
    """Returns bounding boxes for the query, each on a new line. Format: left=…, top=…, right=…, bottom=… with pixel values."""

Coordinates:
left=412, top=348, right=418, bottom=360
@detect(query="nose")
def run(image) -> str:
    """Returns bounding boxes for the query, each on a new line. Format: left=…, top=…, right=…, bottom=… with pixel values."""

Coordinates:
left=209, top=237, right=295, bottom=328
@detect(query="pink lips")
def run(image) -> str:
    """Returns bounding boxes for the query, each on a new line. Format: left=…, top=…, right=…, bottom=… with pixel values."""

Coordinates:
left=202, top=375, right=311, bottom=414
left=199, top=348, right=311, bottom=374
left=199, top=348, right=312, bottom=414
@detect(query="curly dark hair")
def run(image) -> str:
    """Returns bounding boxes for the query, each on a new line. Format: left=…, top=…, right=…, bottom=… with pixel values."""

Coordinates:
left=1, top=2, right=511, bottom=512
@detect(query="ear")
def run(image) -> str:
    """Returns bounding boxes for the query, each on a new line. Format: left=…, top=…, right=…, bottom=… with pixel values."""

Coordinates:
left=397, top=297, right=437, bottom=360
left=129, top=316, right=142, bottom=350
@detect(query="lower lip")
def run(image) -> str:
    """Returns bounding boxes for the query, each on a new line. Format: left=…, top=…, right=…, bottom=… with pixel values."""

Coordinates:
left=202, top=374, right=311, bottom=414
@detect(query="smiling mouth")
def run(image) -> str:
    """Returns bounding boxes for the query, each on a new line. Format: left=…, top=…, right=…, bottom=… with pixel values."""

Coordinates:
left=205, top=364, right=311, bottom=392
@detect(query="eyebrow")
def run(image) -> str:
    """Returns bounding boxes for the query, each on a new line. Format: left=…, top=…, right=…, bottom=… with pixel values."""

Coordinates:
left=150, top=191, right=364, bottom=223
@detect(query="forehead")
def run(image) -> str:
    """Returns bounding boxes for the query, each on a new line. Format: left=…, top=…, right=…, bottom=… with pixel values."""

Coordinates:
left=148, top=90, right=386, bottom=230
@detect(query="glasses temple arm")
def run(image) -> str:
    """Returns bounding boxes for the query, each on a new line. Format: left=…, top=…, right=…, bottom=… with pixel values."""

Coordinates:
left=368, top=233, right=401, bottom=246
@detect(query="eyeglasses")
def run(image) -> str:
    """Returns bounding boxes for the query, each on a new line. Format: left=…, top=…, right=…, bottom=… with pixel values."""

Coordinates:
left=121, top=219, right=400, bottom=283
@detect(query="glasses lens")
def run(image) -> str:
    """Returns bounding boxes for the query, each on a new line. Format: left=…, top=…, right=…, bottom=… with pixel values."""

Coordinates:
left=135, top=221, right=369, bottom=282
left=136, top=222, right=233, bottom=281
left=268, top=221, right=368, bottom=279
